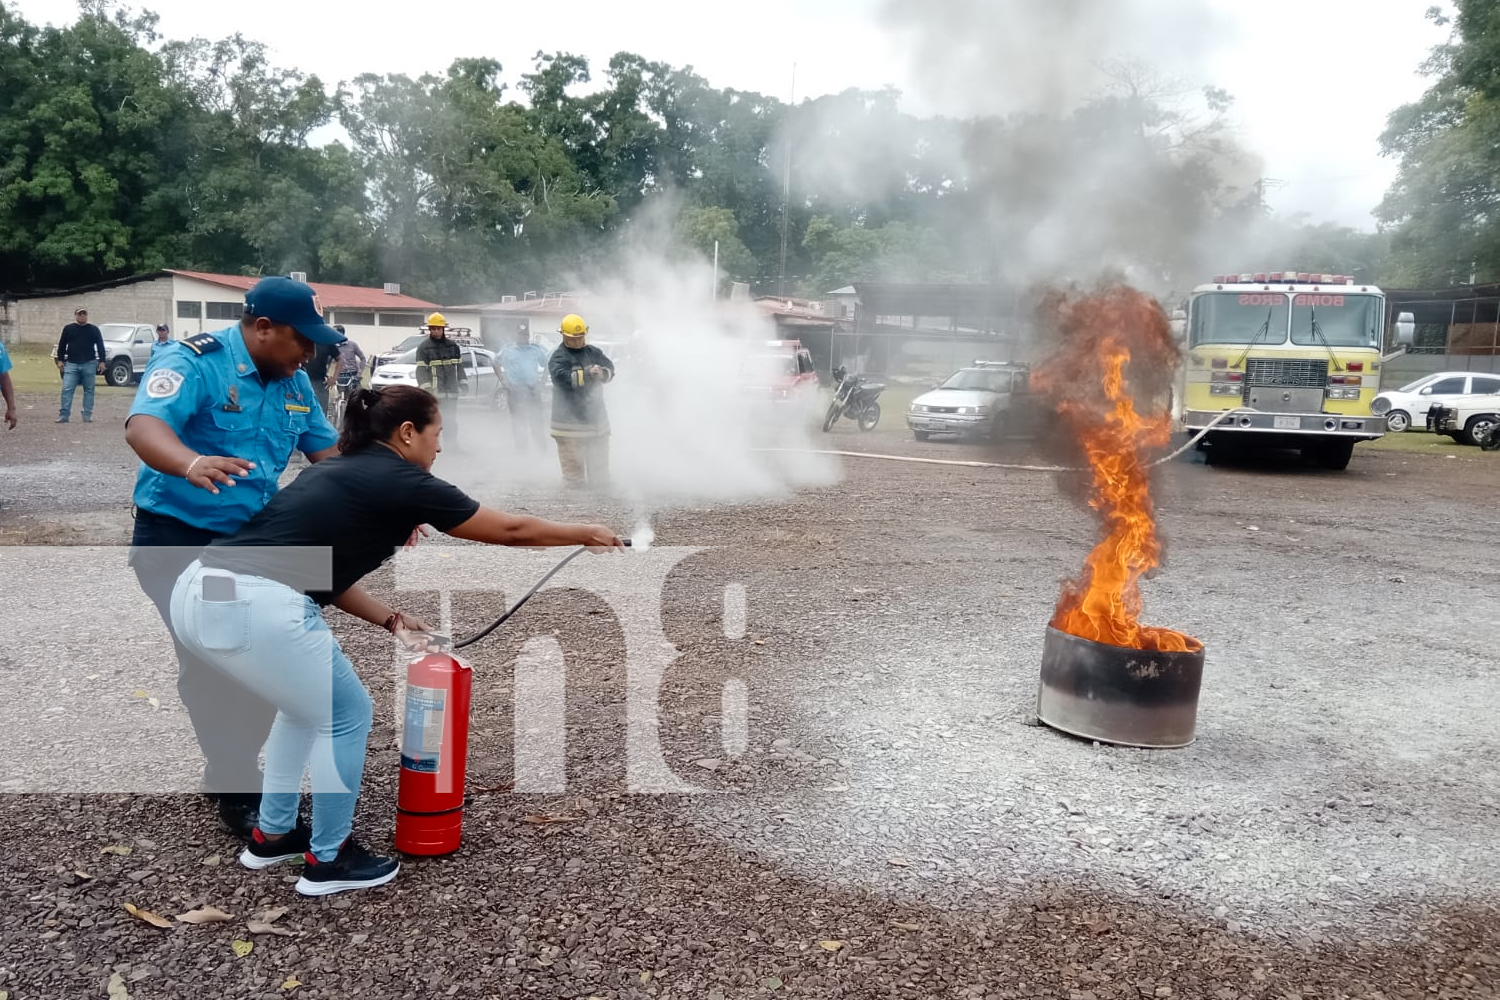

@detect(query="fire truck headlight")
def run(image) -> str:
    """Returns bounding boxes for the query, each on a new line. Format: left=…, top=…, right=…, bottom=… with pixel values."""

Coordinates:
left=1326, top=387, right=1361, bottom=400
left=1209, top=383, right=1240, bottom=396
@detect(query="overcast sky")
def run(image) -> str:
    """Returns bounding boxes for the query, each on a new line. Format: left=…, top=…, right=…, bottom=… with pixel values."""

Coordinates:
left=16, top=0, right=1448, bottom=229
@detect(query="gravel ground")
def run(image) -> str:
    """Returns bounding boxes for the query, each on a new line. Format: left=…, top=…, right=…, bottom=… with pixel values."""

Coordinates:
left=2, top=383, right=1498, bottom=999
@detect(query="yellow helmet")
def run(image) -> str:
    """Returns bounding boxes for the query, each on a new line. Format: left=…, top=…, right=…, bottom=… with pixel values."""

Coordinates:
left=425, top=312, right=448, bottom=328
left=559, top=314, right=588, bottom=337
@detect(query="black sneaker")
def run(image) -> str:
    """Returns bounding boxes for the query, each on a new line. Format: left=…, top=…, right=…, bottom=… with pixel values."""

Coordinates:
left=295, top=840, right=400, bottom=897
left=239, top=826, right=312, bottom=870
left=216, top=793, right=261, bottom=840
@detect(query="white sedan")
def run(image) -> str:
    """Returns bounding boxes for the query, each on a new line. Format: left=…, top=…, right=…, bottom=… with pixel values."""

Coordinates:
left=369, top=345, right=502, bottom=404
left=1371, top=370, right=1500, bottom=432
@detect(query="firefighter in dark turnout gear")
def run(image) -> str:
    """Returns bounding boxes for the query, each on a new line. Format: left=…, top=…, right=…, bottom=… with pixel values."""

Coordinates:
left=548, top=314, right=615, bottom=488
left=414, top=313, right=465, bottom=444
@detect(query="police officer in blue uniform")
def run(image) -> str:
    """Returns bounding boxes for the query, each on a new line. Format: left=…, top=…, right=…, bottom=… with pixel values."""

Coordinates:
left=125, top=276, right=344, bottom=837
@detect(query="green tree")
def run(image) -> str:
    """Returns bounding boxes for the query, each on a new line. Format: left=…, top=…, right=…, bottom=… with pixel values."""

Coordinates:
left=160, top=31, right=372, bottom=281
left=342, top=57, right=615, bottom=301
left=801, top=215, right=954, bottom=292
left=0, top=1, right=199, bottom=288
left=670, top=206, right=755, bottom=280
left=1378, top=4, right=1500, bottom=285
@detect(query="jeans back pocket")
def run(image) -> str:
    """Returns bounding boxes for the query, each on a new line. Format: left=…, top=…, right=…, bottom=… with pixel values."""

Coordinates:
left=194, top=595, right=251, bottom=654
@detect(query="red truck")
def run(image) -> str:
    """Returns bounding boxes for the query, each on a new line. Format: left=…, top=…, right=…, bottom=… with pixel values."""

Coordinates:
left=738, top=340, right=819, bottom=402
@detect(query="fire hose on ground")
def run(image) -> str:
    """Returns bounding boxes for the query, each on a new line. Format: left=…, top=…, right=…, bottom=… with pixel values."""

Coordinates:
left=753, top=408, right=1257, bottom=472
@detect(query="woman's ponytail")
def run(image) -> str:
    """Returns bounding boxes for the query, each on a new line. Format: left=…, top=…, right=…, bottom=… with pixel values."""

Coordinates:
left=336, top=385, right=439, bottom=454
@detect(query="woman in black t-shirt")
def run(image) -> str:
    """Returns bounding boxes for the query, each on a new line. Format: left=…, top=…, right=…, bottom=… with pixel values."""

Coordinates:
left=169, top=384, right=622, bottom=897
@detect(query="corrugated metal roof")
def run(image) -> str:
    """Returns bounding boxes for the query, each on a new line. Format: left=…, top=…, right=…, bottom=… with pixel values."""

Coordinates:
left=168, top=271, right=441, bottom=311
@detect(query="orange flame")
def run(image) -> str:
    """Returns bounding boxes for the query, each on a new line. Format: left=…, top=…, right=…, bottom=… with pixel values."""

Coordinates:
left=1034, top=286, right=1201, bottom=654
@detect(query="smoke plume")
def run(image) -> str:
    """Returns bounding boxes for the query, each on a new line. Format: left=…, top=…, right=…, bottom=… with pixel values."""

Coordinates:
left=863, top=0, right=1260, bottom=296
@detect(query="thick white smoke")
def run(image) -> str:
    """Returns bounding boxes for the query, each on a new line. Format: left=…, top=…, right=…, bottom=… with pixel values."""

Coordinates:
left=441, top=211, right=841, bottom=511
left=879, top=0, right=1231, bottom=119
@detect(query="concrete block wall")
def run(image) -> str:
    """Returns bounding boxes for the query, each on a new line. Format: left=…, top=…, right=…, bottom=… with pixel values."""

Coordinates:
left=6, top=278, right=173, bottom=345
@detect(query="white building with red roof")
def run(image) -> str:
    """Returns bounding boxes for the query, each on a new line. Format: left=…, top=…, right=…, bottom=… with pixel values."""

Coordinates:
left=2, top=269, right=476, bottom=355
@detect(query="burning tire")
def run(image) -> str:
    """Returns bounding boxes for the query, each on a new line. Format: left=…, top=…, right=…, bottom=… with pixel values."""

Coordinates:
left=1037, top=627, right=1205, bottom=749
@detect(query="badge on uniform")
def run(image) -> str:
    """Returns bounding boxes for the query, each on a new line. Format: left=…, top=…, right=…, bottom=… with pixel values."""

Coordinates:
left=146, top=370, right=185, bottom=399
left=285, top=403, right=311, bottom=413
left=222, top=385, right=242, bottom=412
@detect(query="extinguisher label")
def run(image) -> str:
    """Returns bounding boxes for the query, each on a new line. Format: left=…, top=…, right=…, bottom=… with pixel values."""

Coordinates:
left=400, top=684, right=446, bottom=773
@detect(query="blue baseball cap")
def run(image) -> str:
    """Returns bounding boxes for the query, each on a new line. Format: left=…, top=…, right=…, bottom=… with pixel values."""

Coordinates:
left=244, top=277, right=345, bottom=345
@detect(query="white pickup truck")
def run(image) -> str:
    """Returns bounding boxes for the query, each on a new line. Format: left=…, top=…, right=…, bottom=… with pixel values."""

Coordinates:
left=1426, top=393, right=1500, bottom=446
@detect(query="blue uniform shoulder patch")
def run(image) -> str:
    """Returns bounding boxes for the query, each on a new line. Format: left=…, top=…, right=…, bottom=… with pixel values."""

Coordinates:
left=181, top=333, right=224, bottom=356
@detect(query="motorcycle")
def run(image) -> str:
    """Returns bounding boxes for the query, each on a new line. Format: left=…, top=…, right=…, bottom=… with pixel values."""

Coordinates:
left=823, top=366, right=886, bottom=433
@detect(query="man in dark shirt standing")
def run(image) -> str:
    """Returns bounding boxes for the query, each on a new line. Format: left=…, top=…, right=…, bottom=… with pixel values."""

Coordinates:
left=55, top=307, right=106, bottom=423
left=304, top=333, right=341, bottom=416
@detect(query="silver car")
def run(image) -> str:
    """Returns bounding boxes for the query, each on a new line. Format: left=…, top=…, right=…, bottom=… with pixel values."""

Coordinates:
left=907, top=362, right=1036, bottom=441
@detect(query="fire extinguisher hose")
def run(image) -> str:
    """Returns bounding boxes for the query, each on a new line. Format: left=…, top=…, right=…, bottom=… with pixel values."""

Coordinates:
left=751, top=407, right=1255, bottom=473
left=449, top=538, right=633, bottom=650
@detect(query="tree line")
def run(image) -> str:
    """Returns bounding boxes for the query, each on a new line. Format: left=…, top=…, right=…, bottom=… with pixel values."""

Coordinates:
left=1, top=0, right=1492, bottom=304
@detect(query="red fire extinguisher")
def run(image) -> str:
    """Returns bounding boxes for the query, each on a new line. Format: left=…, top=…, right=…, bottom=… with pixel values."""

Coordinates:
left=390, top=544, right=604, bottom=855
left=395, top=651, right=473, bottom=856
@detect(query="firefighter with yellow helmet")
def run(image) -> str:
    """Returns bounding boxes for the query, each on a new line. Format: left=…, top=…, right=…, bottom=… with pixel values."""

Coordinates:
left=547, top=313, right=615, bottom=488
left=414, top=312, right=465, bottom=444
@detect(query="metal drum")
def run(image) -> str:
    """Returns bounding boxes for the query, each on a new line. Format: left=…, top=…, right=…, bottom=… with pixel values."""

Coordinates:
left=1036, top=626, right=1205, bottom=749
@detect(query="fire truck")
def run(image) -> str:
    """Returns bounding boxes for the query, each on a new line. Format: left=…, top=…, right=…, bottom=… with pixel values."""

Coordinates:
left=1174, top=271, right=1412, bottom=470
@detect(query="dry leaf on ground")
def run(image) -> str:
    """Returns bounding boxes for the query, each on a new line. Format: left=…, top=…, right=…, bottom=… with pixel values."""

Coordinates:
left=280, top=977, right=301, bottom=991
left=122, top=903, right=171, bottom=929
left=100, top=845, right=132, bottom=856
left=230, top=940, right=253, bottom=958
left=818, top=940, right=845, bottom=952
left=246, top=921, right=299, bottom=937
left=176, top=905, right=234, bottom=924
left=251, top=906, right=289, bottom=924
left=105, top=973, right=129, bottom=999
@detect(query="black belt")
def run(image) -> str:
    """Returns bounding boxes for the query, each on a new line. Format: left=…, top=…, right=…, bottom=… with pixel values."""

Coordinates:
left=132, top=506, right=189, bottom=526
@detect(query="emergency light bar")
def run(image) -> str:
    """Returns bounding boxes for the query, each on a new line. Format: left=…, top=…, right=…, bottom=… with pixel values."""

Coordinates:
left=1210, top=272, right=1357, bottom=286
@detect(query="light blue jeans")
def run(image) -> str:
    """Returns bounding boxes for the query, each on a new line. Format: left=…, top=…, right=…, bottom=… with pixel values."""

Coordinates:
left=59, top=361, right=97, bottom=420
left=170, top=560, right=373, bottom=860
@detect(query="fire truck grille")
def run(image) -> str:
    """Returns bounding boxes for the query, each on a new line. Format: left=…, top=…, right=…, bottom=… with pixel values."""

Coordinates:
left=1243, top=358, right=1328, bottom=402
